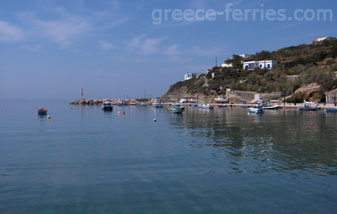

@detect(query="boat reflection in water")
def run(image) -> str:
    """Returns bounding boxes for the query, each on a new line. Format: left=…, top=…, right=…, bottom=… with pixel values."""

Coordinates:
left=168, top=107, right=337, bottom=176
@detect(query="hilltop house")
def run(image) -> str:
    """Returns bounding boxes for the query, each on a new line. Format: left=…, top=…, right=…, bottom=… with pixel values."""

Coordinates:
left=243, top=60, right=277, bottom=70
left=313, top=37, right=328, bottom=44
left=184, top=72, right=200, bottom=81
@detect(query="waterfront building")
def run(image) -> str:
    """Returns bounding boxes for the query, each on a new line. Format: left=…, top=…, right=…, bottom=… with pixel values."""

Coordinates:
left=326, top=88, right=337, bottom=105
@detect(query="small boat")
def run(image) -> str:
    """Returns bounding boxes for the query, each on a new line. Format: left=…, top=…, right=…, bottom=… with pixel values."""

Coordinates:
left=140, top=102, right=147, bottom=106
left=199, top=104, right=214, bottom=109
left=153, top=99, right=164, bottom=108
left=249, top=106, right=264, bottom=114
left=298, top=102, right=320, bottom=111
left=38, top=108, right=48, bottom=116
left=324, top=108, right=337, bottom=113
left=102, top=102, right=113, bottom=111
left=215, top=97, right=228, bottom=103
left=173, top=103, right=185, bottom=110
left=263, top=105, right=282, bottom=110
left=169, top=106, right=184, bottom=114
left=117, top=100, right=129, bottom=106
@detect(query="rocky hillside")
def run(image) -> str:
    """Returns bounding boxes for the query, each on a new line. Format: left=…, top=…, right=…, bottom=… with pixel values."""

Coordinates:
left=163, top=37, right=337, bottom=103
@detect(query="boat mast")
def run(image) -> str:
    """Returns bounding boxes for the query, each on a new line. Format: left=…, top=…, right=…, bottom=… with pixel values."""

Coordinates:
left=80, top=88, right=84, bottom=101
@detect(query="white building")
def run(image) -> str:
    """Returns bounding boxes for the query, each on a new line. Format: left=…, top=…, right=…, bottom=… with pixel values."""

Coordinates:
left=313, top=37, right=328, bottom=44
left=243, top=60, right=277, bottom=70
left=221, top=63, right=233, bottom=68
left=239, top=54, right=253, bottom=59
left=184, top=73, right=200, bottom=81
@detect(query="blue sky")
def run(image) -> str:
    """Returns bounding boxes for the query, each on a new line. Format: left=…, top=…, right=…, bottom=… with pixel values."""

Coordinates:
left=0, top=0, right=336, bottom=100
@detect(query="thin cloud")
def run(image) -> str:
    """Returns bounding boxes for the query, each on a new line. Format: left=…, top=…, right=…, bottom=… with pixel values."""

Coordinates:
left=125, top=35, right=164, bottom=55
left=22, top=44, right=41, bottom=52
left=16, top=8, right=128, bottom=48
left=164, top=44, right=179, bottom=56
left=140, top=38, right=163, bottom=55
left=190, top=46, right=223, bottom=56
left=17, top=11, right=91, bottom=48
left=99, top=40, right=113, bottom=51
left=0, top=20, right=24, bottom=43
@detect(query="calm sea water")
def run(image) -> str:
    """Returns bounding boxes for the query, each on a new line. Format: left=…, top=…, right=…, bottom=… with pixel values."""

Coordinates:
left=0, top=101, right=337, bottom=214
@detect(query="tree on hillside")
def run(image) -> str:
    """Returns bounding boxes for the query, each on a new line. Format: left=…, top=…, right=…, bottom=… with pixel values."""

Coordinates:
left=225, top=55, right=243, bottom=69
left=255, top=50, right=272, bottom=60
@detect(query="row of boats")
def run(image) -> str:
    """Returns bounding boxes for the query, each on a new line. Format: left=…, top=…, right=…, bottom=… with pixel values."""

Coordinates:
left=168, top=103, right=215, bottom=114
left=102, top=99, right=165, bottom=111
left=102, top=100, right=215, bottom=114
left=103, top=100, right=337, bottom=115
left=248, top=101, right=337, bottom=114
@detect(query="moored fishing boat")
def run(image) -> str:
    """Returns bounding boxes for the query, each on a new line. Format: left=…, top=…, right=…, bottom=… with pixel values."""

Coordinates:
left=324, top=108, right=337, bottom=113
left=298, top=101, right=320, bottom=111
left=153, top=99, right=164, bottom=108
left=169, top=106, right=184, bottom=114
left=173, top=103, right=185, bottom=110
left=215, top=97, right=228, bottom=103
left=249, top=105, right=264, bottom=114
left=262, top=104, right=282, bottom=110
left=199, top=103, right=214, bottom=109
left=102, top=102, right=113, bottom=111
left=37, top=108, right=48, bottom=116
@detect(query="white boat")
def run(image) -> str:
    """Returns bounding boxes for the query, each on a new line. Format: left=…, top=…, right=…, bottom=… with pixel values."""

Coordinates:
left=249, top=105, right=263, bottom=114
left=263, top=105, right=282, bottom=110
left=215, top=97, right=228, bottom=103
left=153, top=99, right=164, bottom=108
left=102, top=102, right=113, bottom=111
left=173, top=103, right=185, bottom=110
left=199, top=104, right=214, bottom=109
left=298, top=101, right=320, bottom=111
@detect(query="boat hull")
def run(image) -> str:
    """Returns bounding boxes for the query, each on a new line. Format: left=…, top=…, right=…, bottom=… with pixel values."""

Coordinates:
left=169, top=107, right=184, bottom=114
left=102, top=106, right=113, bottom=111
left=263, top=105, right=282, bottom=110
left=324, top=108, right=337, bottom=113
left=154, top=104, right=164, bottom=108
left=298, top=107, right=320, bottom=111
left=38, top=108, right=48, bottom=116
left=249, top=107, right=264, bottom=114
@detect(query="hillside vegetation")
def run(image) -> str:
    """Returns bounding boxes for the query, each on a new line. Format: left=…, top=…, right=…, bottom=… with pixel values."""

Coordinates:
left=164, top=37, right=337, bottom=102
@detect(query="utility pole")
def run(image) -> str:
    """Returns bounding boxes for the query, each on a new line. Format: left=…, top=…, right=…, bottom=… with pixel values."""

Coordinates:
left=215, top=56, right=218, bottom=67
left=80, top=88, right=84, bottom=101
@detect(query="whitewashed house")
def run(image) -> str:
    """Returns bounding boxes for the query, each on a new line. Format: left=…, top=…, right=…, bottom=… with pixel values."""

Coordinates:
left=243, top=61, right=259, bottom=70
left=239, top=54, right=253, bottom=59
left=243, top=60, right=277, bottom=70
left=184, top=73, right=193, bottom=80
left=221, top=62, right=233, bottom=68
left=313, top=37, right=328, bottom=44
left=184, top=73, right=200, bottom=81
left=258, top=60, right=278, bottom=69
